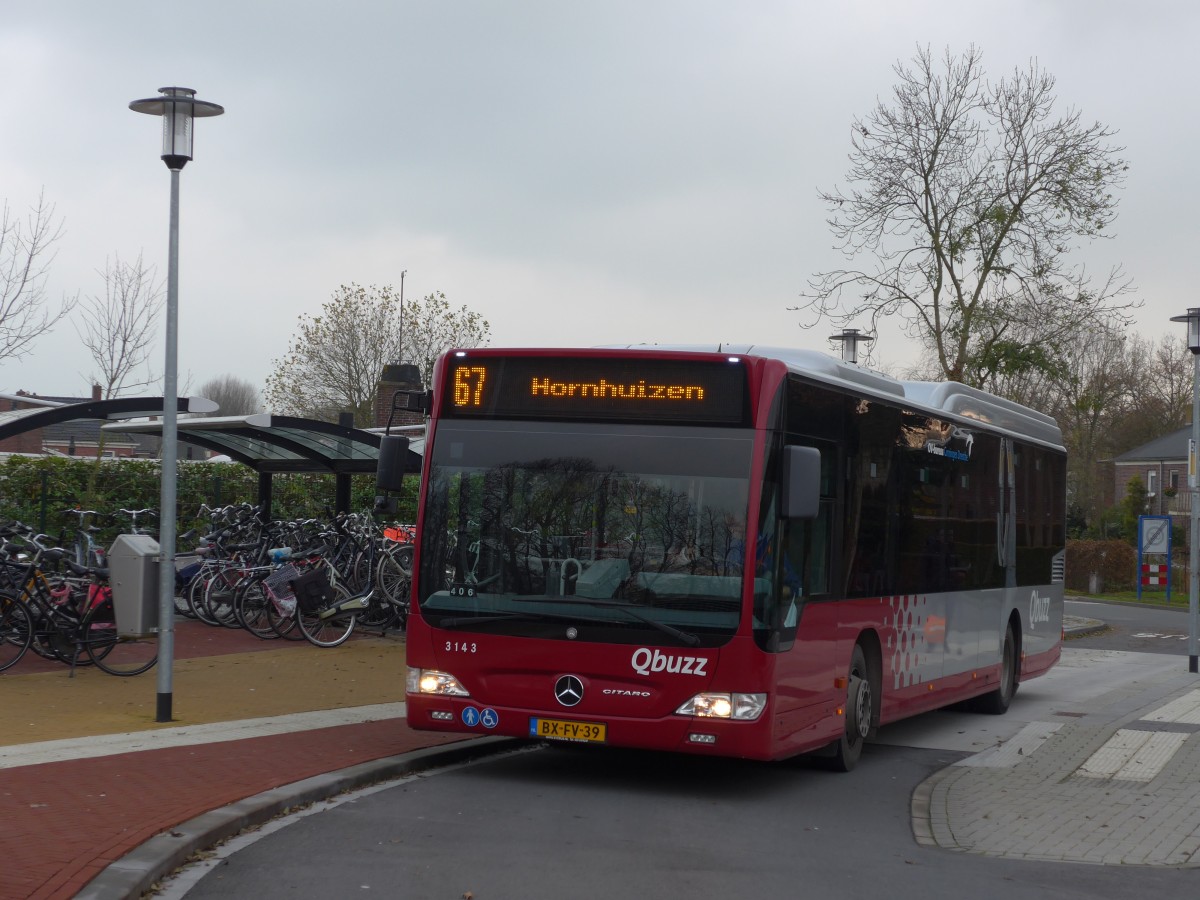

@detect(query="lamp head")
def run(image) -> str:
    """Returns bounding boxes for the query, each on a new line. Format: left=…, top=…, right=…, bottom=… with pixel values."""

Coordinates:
left=1170, top=308, right=1200, bottom=355
left=130, top=87, right=224, bottom=170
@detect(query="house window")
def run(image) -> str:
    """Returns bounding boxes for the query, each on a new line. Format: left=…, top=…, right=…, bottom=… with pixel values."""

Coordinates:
left=1171, top=470, right=1180, bottom=490
left=1147, top=470, right=1158, bottom=495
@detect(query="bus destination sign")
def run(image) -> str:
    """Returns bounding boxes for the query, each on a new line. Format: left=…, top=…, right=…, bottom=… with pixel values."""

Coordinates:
left=442, top=356, right=748, bottom=424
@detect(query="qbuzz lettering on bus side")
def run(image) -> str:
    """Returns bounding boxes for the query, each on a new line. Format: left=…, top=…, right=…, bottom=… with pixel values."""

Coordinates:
left=631, top=648, right=710, bottom=677
left=1029, top=590, right=1051, bottom=628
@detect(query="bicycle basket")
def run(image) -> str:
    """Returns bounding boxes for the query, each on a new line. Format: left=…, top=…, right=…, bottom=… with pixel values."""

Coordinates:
left=264, top=564, right=299, bottom=602
left=290, top=568, right=335, bottom=614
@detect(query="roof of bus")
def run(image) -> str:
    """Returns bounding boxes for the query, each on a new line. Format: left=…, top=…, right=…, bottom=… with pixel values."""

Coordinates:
left=592, top=343, right=1064, bottom=450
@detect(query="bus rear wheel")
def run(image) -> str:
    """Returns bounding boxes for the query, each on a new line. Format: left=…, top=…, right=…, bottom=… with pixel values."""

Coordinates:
left=976, top=622, right=1018, bottom=715
left=828, top=644, right=872, bottom=772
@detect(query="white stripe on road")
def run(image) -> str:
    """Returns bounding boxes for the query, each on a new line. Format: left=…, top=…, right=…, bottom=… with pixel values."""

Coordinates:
left=1076, top=729, right=1188, bottom=782
left=1144, top=689, right=1200, bottom=725
left=0, top=702, right=407, bottom=770
left=957, top=721, right=1063, bottom=768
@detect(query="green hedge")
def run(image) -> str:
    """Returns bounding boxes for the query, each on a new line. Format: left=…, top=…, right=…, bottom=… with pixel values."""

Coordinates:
left=0, top=456, right=419, bottom=549
left=1065, top=539, right=1138, bottom=592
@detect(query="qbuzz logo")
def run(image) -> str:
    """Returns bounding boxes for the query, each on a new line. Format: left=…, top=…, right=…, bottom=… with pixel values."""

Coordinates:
left=630, top=648, right=709, bottom=677
left=1029, top=590, right=1051, bottom=628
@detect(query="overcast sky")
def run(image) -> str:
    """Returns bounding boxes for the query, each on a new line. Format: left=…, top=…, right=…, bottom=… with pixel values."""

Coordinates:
left=3, top=0, right=1197, bottom=401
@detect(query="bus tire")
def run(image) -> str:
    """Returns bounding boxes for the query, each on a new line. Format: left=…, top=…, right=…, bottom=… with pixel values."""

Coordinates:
left=828, top=643, right=872, bottom=772
left=977, top=621, right=1018, bottom=715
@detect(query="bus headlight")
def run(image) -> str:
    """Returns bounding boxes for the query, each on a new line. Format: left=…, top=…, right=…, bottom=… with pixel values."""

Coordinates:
left=407, top=666, right=470, bottom=697
left=675, top=692, right=767, bottom=721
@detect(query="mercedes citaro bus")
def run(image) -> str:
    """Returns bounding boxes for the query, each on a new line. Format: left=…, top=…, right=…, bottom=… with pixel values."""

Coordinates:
left=378, top=345, right=1064, bottom=769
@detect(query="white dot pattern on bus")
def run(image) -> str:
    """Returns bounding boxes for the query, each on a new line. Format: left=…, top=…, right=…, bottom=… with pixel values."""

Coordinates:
left=887, top=594, right=934, bottom=689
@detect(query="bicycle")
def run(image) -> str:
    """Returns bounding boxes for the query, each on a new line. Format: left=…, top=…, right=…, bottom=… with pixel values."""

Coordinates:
left=370, top=540, right=412, bottom=632
left=62, top=508, right=107, bottom=568
left=293, top=567, right=363, bottom=648
left=0, top=595, right=32, bottom=672
left=0, top=529, right=156, bottom=676
left=288, top=519, right=388, bottom=648
left=233, top=546, right=325, bottom=640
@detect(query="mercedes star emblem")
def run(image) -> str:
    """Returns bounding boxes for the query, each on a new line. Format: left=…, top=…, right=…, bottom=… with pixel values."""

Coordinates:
left=554, top=674, right=584, bottom=707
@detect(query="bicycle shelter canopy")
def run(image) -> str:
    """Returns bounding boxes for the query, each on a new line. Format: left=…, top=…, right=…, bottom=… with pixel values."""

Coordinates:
left=0, top=396, right=219, bottom=440
left=102, top=414, right=424, bottom=519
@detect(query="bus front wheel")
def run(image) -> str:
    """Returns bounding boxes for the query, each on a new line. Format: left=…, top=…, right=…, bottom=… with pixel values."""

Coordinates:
left=828, top=644, right=872, bottom=772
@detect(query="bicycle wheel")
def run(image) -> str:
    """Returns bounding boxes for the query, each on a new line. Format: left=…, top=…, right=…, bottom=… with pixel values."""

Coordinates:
left=376, top=546, right=411, bottom=629
left=173, top=578, right=197, bottom=619
left=82, top=598, right=157, bottom=676
left=235, top=575, right=279, bottom=639
left=358, top=592, right=397, bottom=630
left=205, top=570, right=241, bottom=628
left=265, top=593, right=302, bottom=639
left=31, top=600, right=89, bottom=667
left=188, top=573, right=220, bottom=626
left=0, top=597, right=32, bottom=672
left=297, top=584, right=357, bottom=648
left=344, top=550, right=366, bottom=593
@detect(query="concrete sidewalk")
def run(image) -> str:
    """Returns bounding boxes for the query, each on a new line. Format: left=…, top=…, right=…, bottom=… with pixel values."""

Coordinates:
left=0, top=621, right=487, bottom=900
left=907, top=613, right=1200, bottom=866
left=912, top=666, right=1200, bottom=865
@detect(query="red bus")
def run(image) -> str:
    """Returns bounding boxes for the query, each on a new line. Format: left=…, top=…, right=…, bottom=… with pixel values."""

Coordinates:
left=392, top=346, right=1065, bottom=769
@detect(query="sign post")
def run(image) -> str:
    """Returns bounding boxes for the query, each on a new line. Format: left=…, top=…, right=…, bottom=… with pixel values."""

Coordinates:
left=1138, top=515, right=1173, bottom=602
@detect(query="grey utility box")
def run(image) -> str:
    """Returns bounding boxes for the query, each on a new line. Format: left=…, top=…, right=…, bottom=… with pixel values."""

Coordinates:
left=109, top=534, right=161, bottom=637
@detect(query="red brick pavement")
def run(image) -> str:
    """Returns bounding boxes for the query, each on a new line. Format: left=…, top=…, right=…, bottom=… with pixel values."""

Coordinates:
left=0, top=719, right=465, bottom=900
left=0, top=618, right=463, bottom=900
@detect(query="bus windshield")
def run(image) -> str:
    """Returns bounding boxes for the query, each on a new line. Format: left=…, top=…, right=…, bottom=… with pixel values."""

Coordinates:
left=417, top=421, right=756, bottom=647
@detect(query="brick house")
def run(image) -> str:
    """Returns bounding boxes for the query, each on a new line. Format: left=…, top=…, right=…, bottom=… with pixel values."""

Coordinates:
left=0, top=386, right=136, bottom=458
left=1112, top=425, right=1191, bottom=518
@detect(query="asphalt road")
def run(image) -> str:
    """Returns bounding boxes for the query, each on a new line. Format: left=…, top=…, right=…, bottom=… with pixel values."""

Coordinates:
left=1066, top=597, right=1197, bottom=655
left=161, top=641, right=1198, bottom=900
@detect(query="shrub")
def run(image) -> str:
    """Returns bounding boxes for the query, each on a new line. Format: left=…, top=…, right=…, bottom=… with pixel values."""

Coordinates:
left=1065, top=539, right=1138, bottom=592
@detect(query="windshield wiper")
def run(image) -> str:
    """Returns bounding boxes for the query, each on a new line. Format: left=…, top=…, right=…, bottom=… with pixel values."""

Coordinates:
left=524, top=598, right=701, bottom=647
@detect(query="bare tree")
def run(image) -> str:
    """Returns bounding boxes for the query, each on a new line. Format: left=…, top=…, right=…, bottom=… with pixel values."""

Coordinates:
left=0, top=190, right=77, bottom=363
left=799, top=45, right=1138, bottom=386
left=1050, top=325, right=1133, bottom=524
left=74, top=252, right=164, bottom=398
left=1105, top=333, right=1192, bottom=454
left=197, top=374, right=262, bottom=416
left=1130, top=334, right=1193, bottom=432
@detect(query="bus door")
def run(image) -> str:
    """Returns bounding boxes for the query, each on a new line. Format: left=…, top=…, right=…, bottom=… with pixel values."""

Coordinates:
left=998, top=438, right=1017, bottom=589
left=767, top=439, right=836, bottom=740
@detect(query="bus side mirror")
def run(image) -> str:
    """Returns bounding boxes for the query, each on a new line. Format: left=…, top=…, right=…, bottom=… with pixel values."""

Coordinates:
left=376, top=435, right=410, bottom=496
left=782, top=446, right=820, bottom=519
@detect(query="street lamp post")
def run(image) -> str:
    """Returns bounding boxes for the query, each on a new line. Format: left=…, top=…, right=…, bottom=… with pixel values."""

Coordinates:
left=399, top=269, right=407, bottom=362
left=130, top=87, right=224, bottom=722
left=1170, top=307, right=1200, bottom=674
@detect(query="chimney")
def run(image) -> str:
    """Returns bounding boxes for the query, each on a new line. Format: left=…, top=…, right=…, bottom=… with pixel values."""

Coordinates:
left=375, top=363, right=424, bottom=427
left=92, top=384, right=102, bottom=402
